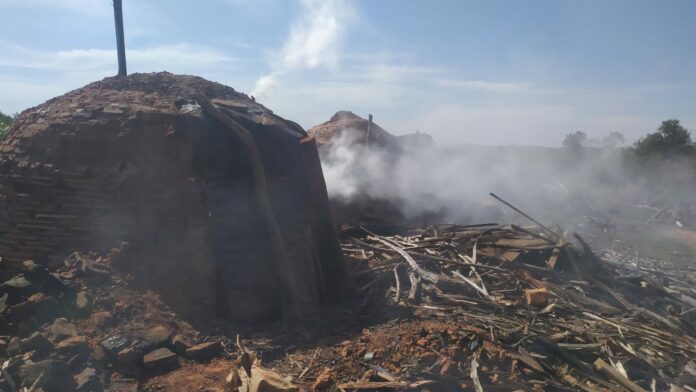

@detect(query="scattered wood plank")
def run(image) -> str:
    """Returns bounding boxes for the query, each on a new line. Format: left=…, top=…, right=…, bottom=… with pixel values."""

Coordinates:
left=594, top=358, right=648, bottom=392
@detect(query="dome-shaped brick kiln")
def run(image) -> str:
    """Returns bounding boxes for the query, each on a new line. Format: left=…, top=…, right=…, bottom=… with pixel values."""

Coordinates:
left=0, top=72, right=348, bottom=323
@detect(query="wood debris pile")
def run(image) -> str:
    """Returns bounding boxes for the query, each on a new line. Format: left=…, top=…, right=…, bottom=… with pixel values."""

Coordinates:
left=337, top=196, right=696, bottom=391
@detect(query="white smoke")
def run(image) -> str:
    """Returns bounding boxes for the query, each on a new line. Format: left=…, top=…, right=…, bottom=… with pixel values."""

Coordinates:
left=250, top=73, right=280, bottom=97
left=321, top=129, right=392, bottom=200
left=319, top=128, right=633, bottom=223
left=251, top=0, right=353, bottom=97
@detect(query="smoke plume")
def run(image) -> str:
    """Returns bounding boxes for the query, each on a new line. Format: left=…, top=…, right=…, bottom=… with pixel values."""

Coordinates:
left=319, top=127, right=644, bottom=224
left=251, top=0, right=353, bottom=98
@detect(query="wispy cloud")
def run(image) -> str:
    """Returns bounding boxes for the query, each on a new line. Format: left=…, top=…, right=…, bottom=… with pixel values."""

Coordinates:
left=352, top=64, right=444, bottom=84
left=251, top=0, right=355, bottom=97
left=435, top=79, right=529, bottom=93
left=0, top=41, right=239, bottom=72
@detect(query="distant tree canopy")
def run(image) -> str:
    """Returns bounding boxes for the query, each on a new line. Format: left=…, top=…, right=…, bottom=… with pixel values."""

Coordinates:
left=562, top=131, right=588, bottom=150
left=563, top=130, right=626, bottom=150
left=601, top=132, right=626, bottom=148
left=562, top=120, right=694, bottom=159
left=634, top=119, right=694, bottom=158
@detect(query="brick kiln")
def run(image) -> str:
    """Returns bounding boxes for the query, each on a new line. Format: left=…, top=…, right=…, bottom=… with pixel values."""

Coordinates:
left=0, top=72, right=348, bottom=323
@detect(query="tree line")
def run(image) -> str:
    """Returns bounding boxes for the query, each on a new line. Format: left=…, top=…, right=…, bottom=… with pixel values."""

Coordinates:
left=563, top=119, right=694, bottom=158
left=562, top=119, right=696, bottom=200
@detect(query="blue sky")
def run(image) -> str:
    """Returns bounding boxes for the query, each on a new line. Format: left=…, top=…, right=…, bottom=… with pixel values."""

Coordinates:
left=1, top=0, right=694, bottom=145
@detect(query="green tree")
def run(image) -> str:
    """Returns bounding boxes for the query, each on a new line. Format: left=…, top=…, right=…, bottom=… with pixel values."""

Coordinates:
left=562, top=131, right=588, bottom=150
left=601, top=131, right=626, bottom=148
left=625, top=120, right=696, bottom=202
left=634, top=119, right=694, bottom=158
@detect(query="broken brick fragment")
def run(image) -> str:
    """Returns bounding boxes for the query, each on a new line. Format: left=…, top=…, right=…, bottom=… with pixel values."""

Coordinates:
left=525, top=288, right=549, bottom=307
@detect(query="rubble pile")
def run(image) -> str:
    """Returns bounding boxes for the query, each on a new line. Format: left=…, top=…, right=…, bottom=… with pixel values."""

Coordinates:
left=0, top=247, right=233, bottom=391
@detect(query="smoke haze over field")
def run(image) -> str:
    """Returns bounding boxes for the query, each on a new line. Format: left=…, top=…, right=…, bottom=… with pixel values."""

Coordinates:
left=318, top=126, right=695, bottom=225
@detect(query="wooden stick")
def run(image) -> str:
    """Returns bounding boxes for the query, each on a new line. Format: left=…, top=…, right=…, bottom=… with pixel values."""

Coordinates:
left=453, top=271, right=494, bottom=301
left=352, top=237, right=508, bottom=271
left=490, top=193, right=560, bottom=240
left=594, top=358, right=648, bottom=392
left=470, top=356, right=484, bottom=392
left=408, top=271, right=421, bottom=303
left=337, top=381, right=408, bottom=390
left=393, top=264, right=401, bottom=303
left=375, top=238, right=440, bottom=284
left=511, top=224, right=558, bottom=245
left=299, top=348, right=320, bottom=380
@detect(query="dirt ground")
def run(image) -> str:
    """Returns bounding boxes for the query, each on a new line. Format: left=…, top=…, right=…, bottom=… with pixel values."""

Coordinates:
left=574, top=203, right=696, bottom=268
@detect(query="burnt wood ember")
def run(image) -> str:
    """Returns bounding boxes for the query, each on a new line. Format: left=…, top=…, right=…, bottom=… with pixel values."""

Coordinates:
left=0, top=72, right=348, bottom=323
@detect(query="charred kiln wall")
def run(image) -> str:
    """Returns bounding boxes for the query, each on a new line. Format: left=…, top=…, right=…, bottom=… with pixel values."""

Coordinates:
left=0, top=112, right=220, bottom=319
left=0, top=73, right=347, bottom=323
